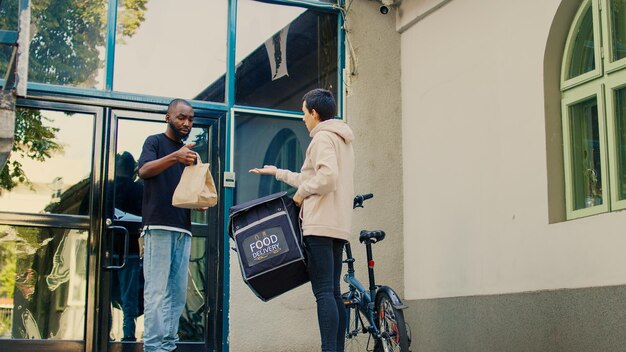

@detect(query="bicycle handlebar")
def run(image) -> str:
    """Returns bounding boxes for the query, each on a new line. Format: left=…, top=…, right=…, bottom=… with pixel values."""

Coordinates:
left=353, top=193, right=373, bottom=209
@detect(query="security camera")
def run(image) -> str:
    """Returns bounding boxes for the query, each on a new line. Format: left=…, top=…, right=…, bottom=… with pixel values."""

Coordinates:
left=374, top=0, right=399, bottom=15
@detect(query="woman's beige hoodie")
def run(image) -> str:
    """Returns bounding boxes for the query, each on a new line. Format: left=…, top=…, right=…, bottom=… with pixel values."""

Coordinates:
left=275, top=119, right=355, bottom=241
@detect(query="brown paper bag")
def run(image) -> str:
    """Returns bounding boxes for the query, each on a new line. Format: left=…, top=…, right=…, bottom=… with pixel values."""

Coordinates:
left=172, top=153, right=218, bottom=209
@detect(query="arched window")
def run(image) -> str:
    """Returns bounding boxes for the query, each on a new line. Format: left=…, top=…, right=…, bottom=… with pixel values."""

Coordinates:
left=259, top=128, right=305, bottom=197
left=561, top=0, right=626, bottom=219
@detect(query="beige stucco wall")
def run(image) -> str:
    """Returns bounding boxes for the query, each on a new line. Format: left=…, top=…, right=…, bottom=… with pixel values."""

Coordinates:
left=228, top=1, right=403, bottom=351
left=400, top=0, right=626, bottom=301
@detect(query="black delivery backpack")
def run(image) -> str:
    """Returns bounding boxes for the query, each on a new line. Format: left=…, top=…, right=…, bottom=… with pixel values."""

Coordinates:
left=228, top=192, right=309, bottom=301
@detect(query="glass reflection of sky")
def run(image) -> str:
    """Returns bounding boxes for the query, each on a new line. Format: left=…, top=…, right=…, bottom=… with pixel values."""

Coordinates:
left=112, top=0, right=305, bottom=100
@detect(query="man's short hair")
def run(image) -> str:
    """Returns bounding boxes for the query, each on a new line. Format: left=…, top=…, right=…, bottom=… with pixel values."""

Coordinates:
left=167, top=98, right=192, bottom=115
left=302, top=89, right=336, bottom=121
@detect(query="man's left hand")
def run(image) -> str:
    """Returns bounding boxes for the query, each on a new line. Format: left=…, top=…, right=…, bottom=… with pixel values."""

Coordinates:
left=293, top=193, right=303, bottom=207
left=193, top=207, right=209, bottom=211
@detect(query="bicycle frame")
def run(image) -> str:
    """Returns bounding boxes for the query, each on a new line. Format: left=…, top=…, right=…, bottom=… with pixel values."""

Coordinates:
left=343, top=241, right=381, bottom=337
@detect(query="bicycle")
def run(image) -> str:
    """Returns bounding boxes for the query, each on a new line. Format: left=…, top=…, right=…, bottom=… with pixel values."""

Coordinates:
left=343, top=193, right=411, bottom=352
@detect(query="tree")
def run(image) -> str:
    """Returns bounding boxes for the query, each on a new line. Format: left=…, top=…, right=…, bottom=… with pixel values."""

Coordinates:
left=0, top=0, right=150, bottom=191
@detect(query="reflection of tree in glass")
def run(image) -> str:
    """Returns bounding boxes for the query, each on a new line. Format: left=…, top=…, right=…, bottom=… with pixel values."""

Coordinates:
left=0, top=226, right=79, bottom=339
left=0, top=0, right=150, bottom=191
left=0, top=229, right=18, bottom=336
left=0, top=0, right=150, bottom=86
left=0, top=241, right=16, bottom=299
left=0, top=109, right=62, bottom=191
left=190, top=129, right=209, bottom=153
left=0, top=225, right=54, bottom=324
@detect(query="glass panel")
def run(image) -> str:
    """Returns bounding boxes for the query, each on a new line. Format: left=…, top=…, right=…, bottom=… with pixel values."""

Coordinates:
left=0, top=45, right=13, bottom=85
left=26, top=0, right=107, bottom=88
left=109, top=236, right=208, bottom=342
left=0, top=0, right=18, bottom=85
left=114, top=0, right=228, bottom=101
left=616, top=86, right=626, bottom=200
left=233, top=1, right=338, bottom=111
left=0, top=0, right=18, bottom=31
left=116, top=118, right=210, bottom=224
left=234, top=113, right=310, bottom=204
left=569, top=97, right=603, bottom=209
left=179, top=236, right=206, bottom=341
left=109, top=253, right=143, bottom=342
left=611, top=0, right=626, bottom=61
left=0, top=226, right=88, bottom=340
left=567, top=3, right=596, bottom=79
left=0, top=108, right=94, bottom=215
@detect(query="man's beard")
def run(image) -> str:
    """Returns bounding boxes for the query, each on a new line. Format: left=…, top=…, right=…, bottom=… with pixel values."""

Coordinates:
left=169, top=121, right=190, bottom=142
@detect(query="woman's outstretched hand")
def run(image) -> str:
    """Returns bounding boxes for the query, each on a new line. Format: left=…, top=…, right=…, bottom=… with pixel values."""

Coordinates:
left=249, top=165, right=278, bottom=176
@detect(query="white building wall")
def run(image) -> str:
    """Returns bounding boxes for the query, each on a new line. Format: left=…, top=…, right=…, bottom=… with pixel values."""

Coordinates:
left=401, top=0, right=626, bottom=300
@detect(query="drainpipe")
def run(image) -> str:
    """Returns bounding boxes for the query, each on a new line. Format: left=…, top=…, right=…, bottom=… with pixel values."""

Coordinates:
left=0, top=0, right=30, bottom=171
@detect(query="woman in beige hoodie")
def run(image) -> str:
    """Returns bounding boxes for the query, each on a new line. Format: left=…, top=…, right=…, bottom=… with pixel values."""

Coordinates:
left=250, top=89, right=354, bottom=352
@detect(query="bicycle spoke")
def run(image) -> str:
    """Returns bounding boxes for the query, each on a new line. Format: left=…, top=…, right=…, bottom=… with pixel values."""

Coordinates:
left=378, top=301, right=397, bottom=351
left=345, top=332, right=372, bottom=352
left=344, top=304, right=372, bottom=352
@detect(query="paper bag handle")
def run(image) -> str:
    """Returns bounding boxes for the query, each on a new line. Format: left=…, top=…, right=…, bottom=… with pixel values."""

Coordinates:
left=192, top=152, right=205, bottom=165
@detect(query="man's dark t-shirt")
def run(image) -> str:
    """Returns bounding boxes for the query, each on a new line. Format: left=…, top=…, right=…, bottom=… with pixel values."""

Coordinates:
left=138, top=133, right=191, bottom=232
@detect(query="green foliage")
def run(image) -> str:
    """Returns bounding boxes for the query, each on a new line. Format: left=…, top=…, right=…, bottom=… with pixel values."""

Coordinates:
left=0, top=0, right=150, bottom=191
left=0, top=109, right=62, bottom=191
left=0, top=243, right=16, bottom=298
left=0, top=0, right=149, bottom=86
left=117, top=0, right=149, bottom=41
left=0, top=228, right=17, bottom=336
left=0, top=0, right=106, bottom=86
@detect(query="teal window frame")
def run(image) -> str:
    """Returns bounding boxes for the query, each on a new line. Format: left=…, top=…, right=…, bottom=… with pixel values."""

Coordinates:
left=1, top=0, right=344, bottom=114
left=561, top=0, right=626, bottom=219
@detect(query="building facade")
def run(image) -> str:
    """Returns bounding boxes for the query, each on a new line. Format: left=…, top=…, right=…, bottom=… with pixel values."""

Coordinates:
left=398, top=0, right=626, bottom=351
left=1, top=0, right=624, bottom=351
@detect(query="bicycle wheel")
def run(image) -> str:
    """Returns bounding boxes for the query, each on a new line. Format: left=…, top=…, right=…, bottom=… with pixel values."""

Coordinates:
left=373, top=291, right=410, bottom=352
left=344, top=294, right=372, bottom=352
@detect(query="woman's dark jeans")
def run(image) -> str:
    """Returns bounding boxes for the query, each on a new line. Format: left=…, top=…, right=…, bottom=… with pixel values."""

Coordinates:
left=304, top=235, right=346, bottom=352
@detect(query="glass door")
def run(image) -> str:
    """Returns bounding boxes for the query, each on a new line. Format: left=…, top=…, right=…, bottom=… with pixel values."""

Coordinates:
left=101, top=110, right=223, bottom=352
left=0, top=101, right=104, bottom=352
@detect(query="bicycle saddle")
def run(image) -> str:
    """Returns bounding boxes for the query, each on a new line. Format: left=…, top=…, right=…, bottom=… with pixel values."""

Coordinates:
left=359, top=230, right=386, bottom=243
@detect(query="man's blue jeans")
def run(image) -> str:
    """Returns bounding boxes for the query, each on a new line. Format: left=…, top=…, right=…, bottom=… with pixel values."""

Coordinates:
left=304, top=235, right=346, bottom=352
left=142, top=229, right=191, bottom=352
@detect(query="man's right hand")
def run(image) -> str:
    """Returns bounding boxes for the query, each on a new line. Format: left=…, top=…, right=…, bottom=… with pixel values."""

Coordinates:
left=175, top=142, right=197, bottom=165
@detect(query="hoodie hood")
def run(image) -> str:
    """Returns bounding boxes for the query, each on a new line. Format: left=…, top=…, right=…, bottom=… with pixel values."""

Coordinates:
left=310, top=119, right=354, bottom=143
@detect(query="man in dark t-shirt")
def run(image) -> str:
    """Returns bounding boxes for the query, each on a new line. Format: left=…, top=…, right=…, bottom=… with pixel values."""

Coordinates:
left=137, top=98, right=206, bottom=352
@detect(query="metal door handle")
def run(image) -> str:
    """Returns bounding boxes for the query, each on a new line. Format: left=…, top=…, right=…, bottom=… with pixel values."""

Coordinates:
left=103, top=224, right=129, bottom=270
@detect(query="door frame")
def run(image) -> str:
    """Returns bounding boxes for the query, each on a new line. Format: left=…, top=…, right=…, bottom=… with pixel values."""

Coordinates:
left=0, top=99, right=226, bottom=352
left=99, top=108, right=226, bottom=352
left=0, top=98, right=104, bottom=352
